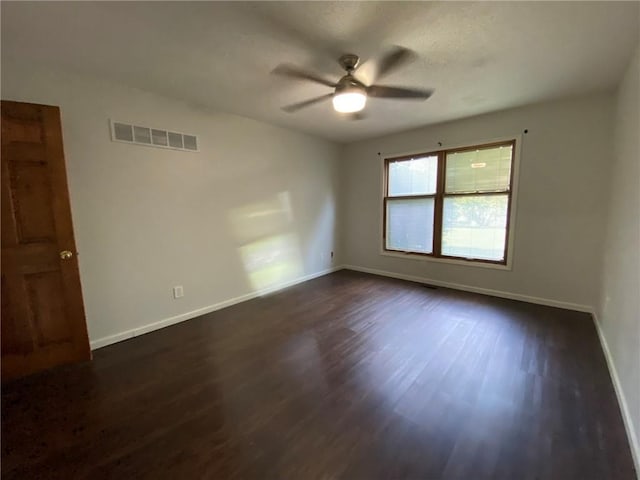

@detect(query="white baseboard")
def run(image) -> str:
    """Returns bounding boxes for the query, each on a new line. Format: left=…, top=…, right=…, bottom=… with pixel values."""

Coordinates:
left=92, top=263, right=592, bottom=350
left=90, top=266, right=343, bottom=350
left=343, top=264, right=594, bottom=313
left=592, top=311, right=640, bottom=475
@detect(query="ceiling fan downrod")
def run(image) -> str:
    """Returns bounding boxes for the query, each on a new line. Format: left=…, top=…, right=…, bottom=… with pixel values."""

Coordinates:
left=338, top=54, right=360, bottom=73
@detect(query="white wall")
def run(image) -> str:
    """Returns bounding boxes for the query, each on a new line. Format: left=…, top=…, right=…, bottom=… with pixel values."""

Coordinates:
left=341, top=93, right=614, bottom=310
left=597, top=45, right=640, bottom=470
left=1, top=61, right=341, bottom=347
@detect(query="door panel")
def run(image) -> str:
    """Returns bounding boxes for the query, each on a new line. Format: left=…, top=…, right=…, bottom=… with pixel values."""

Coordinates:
left=26, top=271, right=73, bottom=346
left=9, top=160, right=58, bottom=243
left=1, top=100, right=90, bottom=381
left=1, top=275, right=33, bottom=355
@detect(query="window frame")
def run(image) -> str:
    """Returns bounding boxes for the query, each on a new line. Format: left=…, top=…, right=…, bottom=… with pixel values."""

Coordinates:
left=382, top=139, right=517, bottom=267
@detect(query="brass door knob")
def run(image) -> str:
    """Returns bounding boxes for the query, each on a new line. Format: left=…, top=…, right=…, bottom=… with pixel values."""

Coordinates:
left=59, top=250, right=73, bottom=260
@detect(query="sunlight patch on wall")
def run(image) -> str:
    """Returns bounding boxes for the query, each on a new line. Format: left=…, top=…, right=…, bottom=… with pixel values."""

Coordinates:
left=238, top=233, right=302, bottom=291
left=229, top=192, right=303, bottom=292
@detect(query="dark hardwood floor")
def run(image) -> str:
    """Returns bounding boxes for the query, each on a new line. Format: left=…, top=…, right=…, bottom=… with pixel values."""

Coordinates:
left=1, top=270, right=636, bottom=479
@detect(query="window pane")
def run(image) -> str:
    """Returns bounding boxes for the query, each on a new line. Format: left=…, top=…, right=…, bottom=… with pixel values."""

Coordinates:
left=445, top=144, right=512, bottom=193
left=388, top=156, right=438, bottom=196
left=442, top=194, right=509, bottom=261
left=386, top=198, right=434, bottom=253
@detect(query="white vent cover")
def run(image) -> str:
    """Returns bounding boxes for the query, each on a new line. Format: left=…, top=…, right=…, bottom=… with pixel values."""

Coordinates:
left=110, top=120, right=198, bottom=152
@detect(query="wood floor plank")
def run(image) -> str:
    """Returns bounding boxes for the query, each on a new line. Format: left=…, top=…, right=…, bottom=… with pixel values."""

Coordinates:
left=1, top=270, right=636, bottom=479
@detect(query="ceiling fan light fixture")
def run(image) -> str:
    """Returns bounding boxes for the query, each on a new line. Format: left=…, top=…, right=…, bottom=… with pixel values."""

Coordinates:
left=332, top=90, right=367, bottom=113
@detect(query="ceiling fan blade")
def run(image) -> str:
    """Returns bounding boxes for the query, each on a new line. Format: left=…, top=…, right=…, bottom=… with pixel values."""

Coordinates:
left=282, top=93, right=334, bottom=113
left=367, top=85, right=434, bottom=100
left=376, top=46, right=417, bottom=80
left=272, top=64, right=337, bottom=88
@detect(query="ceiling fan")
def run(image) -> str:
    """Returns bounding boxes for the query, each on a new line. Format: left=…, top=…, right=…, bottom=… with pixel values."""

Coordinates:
left=273, top=46, right=434, bottom=115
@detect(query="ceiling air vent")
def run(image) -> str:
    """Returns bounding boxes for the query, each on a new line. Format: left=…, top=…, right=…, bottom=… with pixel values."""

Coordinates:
left=110, top=120, right=199, bottom=152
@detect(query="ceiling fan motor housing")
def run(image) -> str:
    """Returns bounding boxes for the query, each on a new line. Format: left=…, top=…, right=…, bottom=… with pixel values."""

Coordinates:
left=335, top=75, right=366, bottom=94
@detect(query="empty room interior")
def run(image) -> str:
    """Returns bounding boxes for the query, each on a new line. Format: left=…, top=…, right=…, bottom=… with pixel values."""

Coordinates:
left=1, top=1, right=639, bottom=479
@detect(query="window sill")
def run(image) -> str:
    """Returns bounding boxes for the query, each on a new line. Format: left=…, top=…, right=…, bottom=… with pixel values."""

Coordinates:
left=379, top=250, right=512, bottom=271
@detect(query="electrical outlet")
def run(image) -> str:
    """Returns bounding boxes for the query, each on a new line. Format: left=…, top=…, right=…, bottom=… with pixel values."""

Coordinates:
left=173, top=285, right=184, bottom=299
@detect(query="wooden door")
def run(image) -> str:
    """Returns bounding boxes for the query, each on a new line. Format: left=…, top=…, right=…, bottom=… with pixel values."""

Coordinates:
left=1, top=100, right=90, bottom=381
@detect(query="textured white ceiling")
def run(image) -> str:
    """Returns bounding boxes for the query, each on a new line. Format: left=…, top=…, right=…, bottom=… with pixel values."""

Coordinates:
left=2, top=1, right=638, bottom=143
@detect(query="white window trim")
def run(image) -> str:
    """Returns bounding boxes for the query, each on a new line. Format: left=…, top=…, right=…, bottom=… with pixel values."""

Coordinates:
left=378, top=134, right=522, bottom=271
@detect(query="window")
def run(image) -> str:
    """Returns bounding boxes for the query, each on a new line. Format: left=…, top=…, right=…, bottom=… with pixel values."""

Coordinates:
left=383, top=140, right=515, bottom=265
